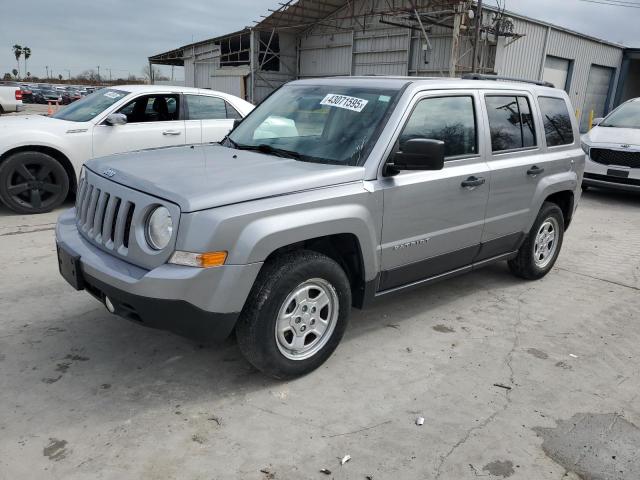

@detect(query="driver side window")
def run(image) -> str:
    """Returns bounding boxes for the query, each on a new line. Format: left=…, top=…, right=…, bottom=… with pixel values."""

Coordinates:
left=117, top=94, right=180, bottom=123
left=400, top=96, right=477, bottom=158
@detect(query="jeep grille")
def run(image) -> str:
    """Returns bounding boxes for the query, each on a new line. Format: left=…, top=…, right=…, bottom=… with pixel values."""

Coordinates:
left=75, top=169, right=180, bottom=270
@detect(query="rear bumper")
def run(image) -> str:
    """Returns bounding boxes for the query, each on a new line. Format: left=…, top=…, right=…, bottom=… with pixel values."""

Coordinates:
left=15, top=104, right=24, bottom=112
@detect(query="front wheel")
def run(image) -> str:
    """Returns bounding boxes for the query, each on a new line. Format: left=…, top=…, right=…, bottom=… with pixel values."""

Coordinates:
left=0, top=151, right=69, bottom=214
left=508, top=202, right=565, bottom=280
left=236, top=250, right=352, bottom=379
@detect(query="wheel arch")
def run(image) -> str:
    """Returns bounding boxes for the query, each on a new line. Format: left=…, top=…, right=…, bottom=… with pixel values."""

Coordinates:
left=260, top=233, right=370, bottom=309
left=544, top=190, right=574, bottom=230
left=0, top=145, right=77, bottom=197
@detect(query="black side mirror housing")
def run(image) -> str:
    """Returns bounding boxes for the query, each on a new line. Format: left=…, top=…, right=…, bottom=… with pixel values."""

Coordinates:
left=386, top=138, right=445, bottom=175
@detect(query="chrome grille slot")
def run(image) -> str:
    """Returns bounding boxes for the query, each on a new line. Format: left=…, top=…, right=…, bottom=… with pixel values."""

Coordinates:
left=103, top=197, right=120, bottom=247
left=74, top=169, right=179, bottom=270
left=84, top=188, right=100, bottom=233
left=123, top=203, right=135, bottom=249
left=92, top=191, right=110, bottom=240
left=79, top=184, right=93, bottom=225
left=112, top=200, right=130, bottom=250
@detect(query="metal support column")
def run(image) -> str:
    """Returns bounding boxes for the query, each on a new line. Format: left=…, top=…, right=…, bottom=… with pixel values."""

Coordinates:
left=250, top=28, right=255, bottom=103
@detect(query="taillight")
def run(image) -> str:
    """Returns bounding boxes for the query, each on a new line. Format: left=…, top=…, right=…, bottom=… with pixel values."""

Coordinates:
left=15, top=90, right=22, bottom=101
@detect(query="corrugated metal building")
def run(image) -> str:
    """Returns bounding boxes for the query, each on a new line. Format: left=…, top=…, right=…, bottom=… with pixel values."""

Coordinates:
left=149, top=0, right=633, bottom=131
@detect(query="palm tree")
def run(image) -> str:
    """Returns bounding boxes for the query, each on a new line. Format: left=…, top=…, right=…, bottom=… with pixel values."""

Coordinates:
left=23, top=47, right=31, bottom=76
left=12, top=68, right=18, bottom=79
left=12, top=44, right=23, bottom=78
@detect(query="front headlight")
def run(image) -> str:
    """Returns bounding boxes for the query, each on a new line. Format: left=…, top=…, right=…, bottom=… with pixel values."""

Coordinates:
left=146, top=206, right=173, bottom=250
left=581, top=141, right=590, bottom=155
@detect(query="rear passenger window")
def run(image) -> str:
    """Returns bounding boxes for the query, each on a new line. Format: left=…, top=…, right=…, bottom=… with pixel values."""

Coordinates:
left=538, top=96, right=574, bottom=146
left=485, top=95, right=537, bottom=152
left=400, top=96, right=477, bottom=158
left=186, top=95, right=231, bottom=120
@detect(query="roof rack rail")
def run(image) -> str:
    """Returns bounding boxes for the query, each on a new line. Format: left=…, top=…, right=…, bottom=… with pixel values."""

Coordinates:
left=461, top=73, right=555, bottom=88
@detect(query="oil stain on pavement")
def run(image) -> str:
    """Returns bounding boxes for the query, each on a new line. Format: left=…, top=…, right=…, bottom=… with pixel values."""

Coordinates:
left=43, top=438, right=69, bottom=461
left=482, top=460, right=515, bottom=477
left=535, top=413, right=640, bottom=480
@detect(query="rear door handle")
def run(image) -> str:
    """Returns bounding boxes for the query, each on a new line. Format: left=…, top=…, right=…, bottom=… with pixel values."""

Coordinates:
left=162, top=129, right=182, bottom=136
left=461, top=176, right=486, bottom=189
left=527, top=165, right=545, bottom=176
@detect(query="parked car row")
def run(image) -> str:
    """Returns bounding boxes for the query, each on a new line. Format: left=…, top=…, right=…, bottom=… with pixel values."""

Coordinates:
left=9, top=83, right=101, bottom=105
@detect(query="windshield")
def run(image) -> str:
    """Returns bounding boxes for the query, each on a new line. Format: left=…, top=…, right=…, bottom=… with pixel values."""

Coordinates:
left=600, top=101, right=640, bottom=129
left=52, top=88, right=128, bottom=122
left=227, top=84, right=400, bottom=165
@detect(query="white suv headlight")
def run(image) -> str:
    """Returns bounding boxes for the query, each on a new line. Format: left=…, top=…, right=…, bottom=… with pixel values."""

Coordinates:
left=146, top=206, right=173, bottom=250
left=580, top=141, right=590, bottom=155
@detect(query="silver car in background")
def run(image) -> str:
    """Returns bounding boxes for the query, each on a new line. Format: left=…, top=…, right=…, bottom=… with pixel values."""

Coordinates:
left=582, top=98, right=640, bottom=192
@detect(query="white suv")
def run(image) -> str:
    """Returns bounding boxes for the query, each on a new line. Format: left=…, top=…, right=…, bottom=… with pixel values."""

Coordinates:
left=0, top=85, right=253, bottom=213
left=582, top=97, right=640, bottom=192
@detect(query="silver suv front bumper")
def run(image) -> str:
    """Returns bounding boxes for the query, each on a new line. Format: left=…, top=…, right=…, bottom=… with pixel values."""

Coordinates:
left=55, top=208, right=262, bottom=341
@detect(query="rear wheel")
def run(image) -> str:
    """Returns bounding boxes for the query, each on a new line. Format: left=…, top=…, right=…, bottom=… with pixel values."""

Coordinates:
left=0, top=151, right=69, bottom=214
left=236, top=250, right=351, bottom=379
left=508, top=202, right=564, bottom=280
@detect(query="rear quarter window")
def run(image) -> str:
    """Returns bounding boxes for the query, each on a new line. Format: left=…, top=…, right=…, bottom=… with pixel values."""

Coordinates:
left=485, top=95, right=537, bottom=152
left=538, top=96, right=575, bottom=146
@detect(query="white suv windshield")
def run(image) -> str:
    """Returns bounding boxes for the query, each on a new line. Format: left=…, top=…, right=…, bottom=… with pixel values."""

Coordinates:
left=52, top=89, right=128, bottom=122
left=227, top=84, right=400, bottom=165
left=600, top=101, right=640, bottom=129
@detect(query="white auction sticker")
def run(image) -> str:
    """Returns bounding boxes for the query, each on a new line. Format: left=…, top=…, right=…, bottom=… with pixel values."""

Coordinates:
left=103, top=91, right=122, bottom=99
left=320, top=94, right=369, bottom=112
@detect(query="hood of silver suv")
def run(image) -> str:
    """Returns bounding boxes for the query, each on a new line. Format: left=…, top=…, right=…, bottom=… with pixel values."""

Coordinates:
left=86, top=144, right=366, bottom=212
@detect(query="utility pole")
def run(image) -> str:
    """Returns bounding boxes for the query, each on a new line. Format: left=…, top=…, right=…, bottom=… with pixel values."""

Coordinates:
left=45, top=65, right=49, bottom=79
left=107, top=68, right=112, bottom=83
left=449, top=4, right=462, bottom=77
left=472, top=0, right=483, bottom=73
left=65, top=69, right=71, bottom=81
left=96, top=65, right=100, bottom=82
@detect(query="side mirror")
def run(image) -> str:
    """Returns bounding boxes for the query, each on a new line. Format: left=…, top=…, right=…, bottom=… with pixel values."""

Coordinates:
left=592, top=117, right=604, bottom=127
left=232, top=119, right=242, bottom=130
left=105, top=113, right=127, bottom=126
left=388, top=138, right=445, bottom=174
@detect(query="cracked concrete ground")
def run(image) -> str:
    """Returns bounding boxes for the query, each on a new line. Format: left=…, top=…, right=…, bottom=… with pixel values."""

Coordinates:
left=0, top=189, right=639, bottom=480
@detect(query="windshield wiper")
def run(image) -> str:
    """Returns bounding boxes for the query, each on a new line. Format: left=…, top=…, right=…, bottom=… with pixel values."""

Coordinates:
left=235, top=143, right=302, bottom=160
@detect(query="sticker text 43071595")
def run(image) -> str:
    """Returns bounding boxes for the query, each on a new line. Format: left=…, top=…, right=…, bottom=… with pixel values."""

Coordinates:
left=320, top=94, right=369, bottom=112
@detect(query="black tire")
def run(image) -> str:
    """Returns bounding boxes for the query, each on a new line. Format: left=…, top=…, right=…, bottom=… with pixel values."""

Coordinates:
left=508, top=202, right=565, bottom=280
left=0, top=151, right=69, bottom=214
left=236, top=250, right=352, bottom=379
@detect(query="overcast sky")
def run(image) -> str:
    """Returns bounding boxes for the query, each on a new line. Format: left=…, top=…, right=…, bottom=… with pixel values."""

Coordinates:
left=1, top=0, right=637, bottom=81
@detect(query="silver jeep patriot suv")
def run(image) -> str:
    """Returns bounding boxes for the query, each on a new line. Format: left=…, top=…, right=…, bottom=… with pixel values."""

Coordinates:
left=56, top=76, right=584, bottom=378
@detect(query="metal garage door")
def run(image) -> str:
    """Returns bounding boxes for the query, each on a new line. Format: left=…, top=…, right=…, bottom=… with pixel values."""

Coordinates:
left=581, top=65, right=615, bottom=132
left=543, top=56, right=570, bottom=91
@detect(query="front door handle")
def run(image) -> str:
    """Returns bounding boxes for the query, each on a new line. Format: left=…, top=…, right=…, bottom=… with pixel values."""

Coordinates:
left=162, top=129, right=182, bottom=136
left=527, top=165, right=545, bottom=176
left=461, top=176, right=486, bottom=189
